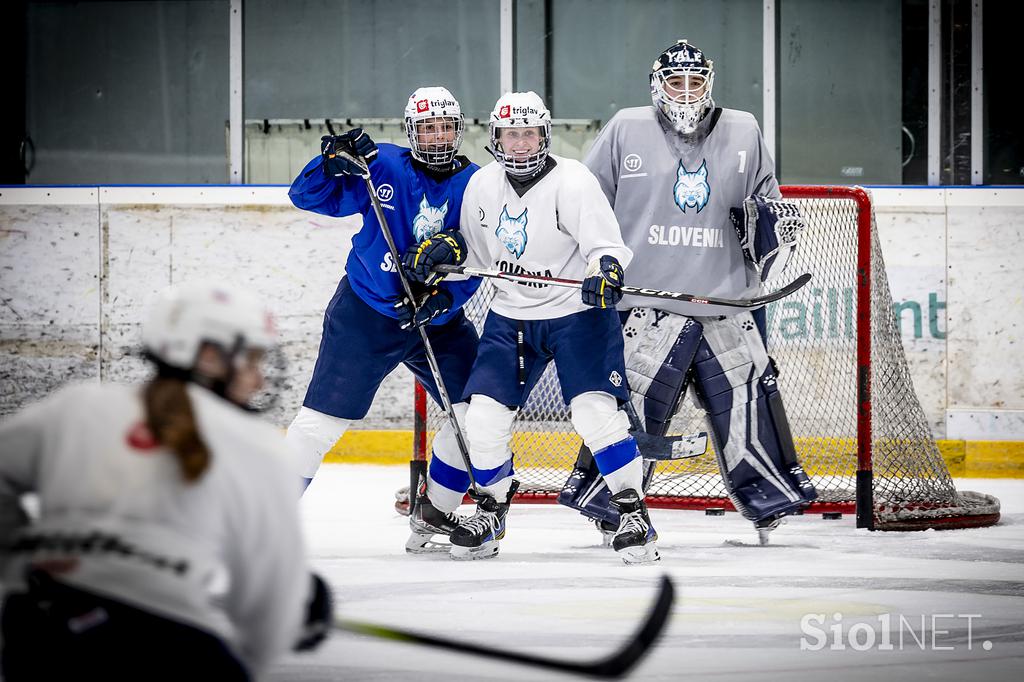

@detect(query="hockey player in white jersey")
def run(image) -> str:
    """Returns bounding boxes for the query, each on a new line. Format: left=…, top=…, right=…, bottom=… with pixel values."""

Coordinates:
left=402, top=91, right=658, bottom=564
left=0, top=282, right=330, bottom=679
left=563, top=39, right=818, bottom=544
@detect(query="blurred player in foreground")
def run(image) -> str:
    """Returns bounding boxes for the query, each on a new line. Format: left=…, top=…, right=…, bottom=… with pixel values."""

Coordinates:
left=0, top=281, right=330, bottom=680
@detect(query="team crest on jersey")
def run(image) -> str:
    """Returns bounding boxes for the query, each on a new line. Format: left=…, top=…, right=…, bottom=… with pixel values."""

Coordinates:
left=412, top=194, right=449, bottom=242
left=673, top=159, right=711, bottom=213
left=496, top=205, right=528, bottom=259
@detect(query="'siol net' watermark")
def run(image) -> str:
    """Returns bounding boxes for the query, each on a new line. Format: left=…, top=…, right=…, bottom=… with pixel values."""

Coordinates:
left=800, top=612, right=992, bottom=651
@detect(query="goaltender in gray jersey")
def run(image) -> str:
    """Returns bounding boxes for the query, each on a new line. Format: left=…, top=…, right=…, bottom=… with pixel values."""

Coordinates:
left=584, top=105, right=780, bottom=317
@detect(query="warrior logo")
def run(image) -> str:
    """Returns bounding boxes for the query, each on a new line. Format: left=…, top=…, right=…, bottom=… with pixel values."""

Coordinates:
left=673, top=159, right=711, bottom=213
left=412, top=194, right=449, bottom=242
left=496, top=205, right=528, bottom=259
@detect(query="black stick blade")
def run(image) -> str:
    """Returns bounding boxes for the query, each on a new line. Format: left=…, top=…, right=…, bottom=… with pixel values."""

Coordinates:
left=334, top=575, right=676, bottom=679
left=585, top=574, right=676, bottom=678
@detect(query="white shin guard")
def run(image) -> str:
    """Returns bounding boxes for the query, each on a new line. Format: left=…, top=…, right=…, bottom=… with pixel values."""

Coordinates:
left=570, top=392, right=643, bottom=495
left=569, top=392, right=631, bottom=453
left=426, top=402, right=471, bottom=512
left=285, top=406, right=352, bottom=479
left=465, top=395, right=517, bottom=497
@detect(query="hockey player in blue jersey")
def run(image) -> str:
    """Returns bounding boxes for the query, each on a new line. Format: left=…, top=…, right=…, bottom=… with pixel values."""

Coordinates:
left=285, top=86, right=482, bottom=554
left=564, top=39, right=818, bottom=545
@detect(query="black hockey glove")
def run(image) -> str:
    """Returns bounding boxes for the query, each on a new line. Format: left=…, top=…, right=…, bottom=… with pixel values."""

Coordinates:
left=394, top=286, right=453, bottom=329
left=581, top=255, right=625, bottom=308
left=401, top=230, right=468, bottom=286
left=294, top=573, right=332, bottom=652
left=321, top=128, right=378, bottom=177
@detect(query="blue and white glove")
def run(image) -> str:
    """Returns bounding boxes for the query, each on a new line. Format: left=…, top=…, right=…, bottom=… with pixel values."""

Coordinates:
left=394, top=287, right=453, bottom=329
left=401, top=230, right=468, bottom=286
left=321, top=128, right=378, bottom=177
left=581, top=255, right=625, bottom=308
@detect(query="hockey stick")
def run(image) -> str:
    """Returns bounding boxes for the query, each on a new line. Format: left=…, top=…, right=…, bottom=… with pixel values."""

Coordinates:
left=623, top=400, right=707, bottom=461
left=334, top=575, right=675, bottom=678
left=633, top=429, right=707, bottom=460
left=435, top=264, right=812, bottom=309
left=343, top=152, right=483, bottom=498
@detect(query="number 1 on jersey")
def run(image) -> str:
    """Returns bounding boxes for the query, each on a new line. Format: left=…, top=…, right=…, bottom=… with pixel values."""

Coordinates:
left=737, top=150, right=747, bottom=174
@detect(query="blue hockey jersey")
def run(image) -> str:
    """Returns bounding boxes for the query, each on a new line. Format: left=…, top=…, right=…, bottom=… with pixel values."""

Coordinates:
left=289, top=143, right=481, bottom=325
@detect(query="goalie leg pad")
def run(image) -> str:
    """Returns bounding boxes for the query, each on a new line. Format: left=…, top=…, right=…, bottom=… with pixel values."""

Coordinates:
left=691, top=313, right=817, bottom=521
left=464, top=394, right=517, bottom=499
left=285, top=406, right=352, bottom=479
left=621, top=308, right=703, bottom=435
left=425, top=401, right=471, bottom=512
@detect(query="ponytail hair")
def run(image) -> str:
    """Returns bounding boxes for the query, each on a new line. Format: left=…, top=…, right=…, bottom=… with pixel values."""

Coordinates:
left=143, top=378, right=211, bottom=483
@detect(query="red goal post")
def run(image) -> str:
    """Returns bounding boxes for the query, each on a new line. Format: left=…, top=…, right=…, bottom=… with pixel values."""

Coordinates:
left=413, top=185, right=1000, bottom=531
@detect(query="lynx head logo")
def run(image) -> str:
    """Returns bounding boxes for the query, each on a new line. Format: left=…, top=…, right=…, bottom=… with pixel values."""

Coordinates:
left=412, top=194, right=449, bottom=242
left=496, top=205, right=528, bottom=259
left=673, top=159, right=711, bottom=213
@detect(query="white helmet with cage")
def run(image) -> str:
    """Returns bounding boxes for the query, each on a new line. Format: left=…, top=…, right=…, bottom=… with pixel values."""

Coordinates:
left=404, top=86, right=465, bottom=168
left=489, top=91, right=552, bottom=179
left=142, top=280, right=276, bottom=375
left=650, top=39, right=715, bottom=135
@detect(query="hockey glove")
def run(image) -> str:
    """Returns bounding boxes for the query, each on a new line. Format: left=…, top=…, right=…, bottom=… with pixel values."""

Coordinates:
left=294, top=573, right=332, bottom=652
left=394, top=286, right=453, bottom=329
left=581, top=255, right=625, bottom=308
left=401, top=230, right=468, bottom=286
left=321, top=128, right=378, bottom=177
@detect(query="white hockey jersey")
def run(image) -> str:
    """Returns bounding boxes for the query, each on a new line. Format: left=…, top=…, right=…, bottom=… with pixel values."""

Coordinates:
left=0, top=382, right=310, bottom=677
left=458, top=155, right=633, bottom=320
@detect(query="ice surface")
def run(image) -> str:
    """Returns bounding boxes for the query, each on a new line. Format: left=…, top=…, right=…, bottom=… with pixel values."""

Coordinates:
left=270, top=466, right=1024, bottom=681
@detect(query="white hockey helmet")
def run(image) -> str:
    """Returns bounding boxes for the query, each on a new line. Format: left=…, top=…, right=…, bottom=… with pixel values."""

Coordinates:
left=650, top=39, right=715, bottom=135
left=142, top=280, right=276, bottom=376
left=404, top=86, right=465, bottom=167
left=489, top=91, right=552, bottom=179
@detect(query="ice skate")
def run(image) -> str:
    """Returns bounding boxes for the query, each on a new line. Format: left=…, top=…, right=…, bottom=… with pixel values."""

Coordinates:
left=609, top=489, right=660, bottom=565
left=406, top=496, right=465, bottom=555
left=755, top=514, right=787, bottom=546
left=450, top=483, right=516, bottom=561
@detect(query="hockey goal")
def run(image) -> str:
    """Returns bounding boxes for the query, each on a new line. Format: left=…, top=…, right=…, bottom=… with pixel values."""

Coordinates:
left=413, top=186, right=1000, bottom=531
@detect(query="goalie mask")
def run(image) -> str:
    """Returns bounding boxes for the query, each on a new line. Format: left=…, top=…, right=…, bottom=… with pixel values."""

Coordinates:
left=404, top=86, right=465, bottom=168
left=489, top=91, right=552, bottom=179
left=142, top=281, right=282, bottom=411
left=650, top=39, right=715, bottom=135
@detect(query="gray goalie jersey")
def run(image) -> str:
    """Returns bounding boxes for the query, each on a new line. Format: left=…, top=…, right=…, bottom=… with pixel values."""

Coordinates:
left=583, top=106, right=780, bottom=317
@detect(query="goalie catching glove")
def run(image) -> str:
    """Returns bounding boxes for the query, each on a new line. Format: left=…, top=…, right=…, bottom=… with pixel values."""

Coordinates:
left=321, top=128, right=378, bottom=177
left=401, top=230, right=467, bottom=286
left=394, top=286, right=453, bottom=329
left=581, top=255, right=625, bottom=308
left=729, top=195, right=807, bottom=283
